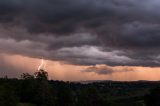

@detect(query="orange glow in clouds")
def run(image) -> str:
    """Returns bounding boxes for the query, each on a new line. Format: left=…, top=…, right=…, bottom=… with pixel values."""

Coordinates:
left=1, top=53, right=160, bottom=81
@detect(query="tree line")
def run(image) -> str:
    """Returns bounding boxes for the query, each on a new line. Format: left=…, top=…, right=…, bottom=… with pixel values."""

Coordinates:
left=0, top=69, right=159, bottom=106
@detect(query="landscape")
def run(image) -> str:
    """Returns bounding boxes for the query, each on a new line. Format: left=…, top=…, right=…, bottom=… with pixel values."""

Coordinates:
left=0, top=70, right=160, bottom=106
left=1, top=0, right=160, bottom=106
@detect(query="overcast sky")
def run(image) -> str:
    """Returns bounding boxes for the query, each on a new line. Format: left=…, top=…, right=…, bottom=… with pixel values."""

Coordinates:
left=1, top=0, right=160, bottom=80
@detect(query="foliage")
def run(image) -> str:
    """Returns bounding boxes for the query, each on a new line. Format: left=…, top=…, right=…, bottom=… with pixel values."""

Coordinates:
left=34, top=69, right=48, bottom=80
left=0, top=70, right=159, bottom=106
left=21, top=73, right=34, bottom=80
left=0, top=84, right=19, bottom=106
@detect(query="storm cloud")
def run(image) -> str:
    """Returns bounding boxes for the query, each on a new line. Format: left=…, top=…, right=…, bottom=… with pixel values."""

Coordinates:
left=0, top=0, right=160, bottom=66
left=82, top=64, right=135, bottom=75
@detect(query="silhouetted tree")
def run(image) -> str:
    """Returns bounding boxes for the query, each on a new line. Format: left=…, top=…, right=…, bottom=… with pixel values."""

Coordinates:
left=34, top=69, right=48, bottom=80
left=19, top=74, right=36, bottom=103
left=21, top=73, right=34, bottom=80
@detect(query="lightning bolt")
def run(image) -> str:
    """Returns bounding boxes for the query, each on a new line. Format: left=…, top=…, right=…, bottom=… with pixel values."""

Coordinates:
left=38, top=57, right=46, bottom=71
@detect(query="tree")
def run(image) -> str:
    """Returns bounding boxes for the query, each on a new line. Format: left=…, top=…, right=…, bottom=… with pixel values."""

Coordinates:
left=21, top=73, right=34, bottom=80
left=34, top=69, right=48, bottom=80
left=19, top=73, right=36, bottom=103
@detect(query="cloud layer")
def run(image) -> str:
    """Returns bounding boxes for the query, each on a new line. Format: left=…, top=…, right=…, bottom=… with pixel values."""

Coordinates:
left=83, top=64, right=135, bottom=75
left=0, top=0, right=160, bottom=66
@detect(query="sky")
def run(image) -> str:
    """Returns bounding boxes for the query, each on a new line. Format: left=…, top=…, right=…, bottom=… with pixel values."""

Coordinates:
left=1, top=0, right=160, bottom=81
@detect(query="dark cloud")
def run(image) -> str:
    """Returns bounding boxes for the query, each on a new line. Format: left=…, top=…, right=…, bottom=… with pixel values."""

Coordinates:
left=82, top=65, right=135, bottom=75
left=83, top=66, right=115, bottom=75
left=0, top=0, right=160, bottom=66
